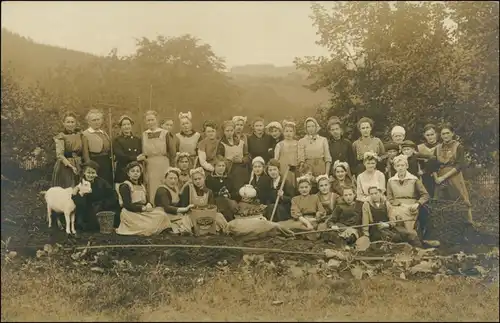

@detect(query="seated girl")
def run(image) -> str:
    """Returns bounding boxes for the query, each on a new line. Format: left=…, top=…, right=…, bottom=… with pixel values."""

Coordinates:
left=206, top=156, right=239, bottom=221
left=249, top=156, right=272, bottom=204
left=297, top=163, right=318, bottom=195
left=72, top=161, right=120, bottom=232
left=176, top=152, right=194, bottom=191
left=356, top=152, right=386, bottom=203
left=316, top=174, right=338, bottom=216
left=115, top=162, right=172, bottom=236
left=154, top=167, right=194, bottom=235
left=361, top=186, right=404, bottom=243
left=263, top=158, right=295, bottom=222
left=179, top=167, right=228, bottom=234
left=280, top=176, right=326, bottom=233
left=330, top=160, right=356, bottom=196
left=386, top=154, right=431, bottom=247
left=321, top=186, right=362, bottom=247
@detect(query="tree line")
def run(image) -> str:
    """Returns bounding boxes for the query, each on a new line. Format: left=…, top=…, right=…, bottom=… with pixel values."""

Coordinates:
left=1, top=1, right=498, bottom=183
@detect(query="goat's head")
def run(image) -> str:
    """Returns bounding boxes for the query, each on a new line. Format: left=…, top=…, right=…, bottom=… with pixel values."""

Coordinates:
left=78, top=179, right=92, bottom=194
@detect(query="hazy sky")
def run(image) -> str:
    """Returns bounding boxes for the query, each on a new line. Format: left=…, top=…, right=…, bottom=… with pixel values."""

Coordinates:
left=1, top=1, right=331, bottom=67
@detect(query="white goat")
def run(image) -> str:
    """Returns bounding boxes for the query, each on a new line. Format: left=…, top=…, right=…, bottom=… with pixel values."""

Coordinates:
left=40, top=179, right=92, bottom=235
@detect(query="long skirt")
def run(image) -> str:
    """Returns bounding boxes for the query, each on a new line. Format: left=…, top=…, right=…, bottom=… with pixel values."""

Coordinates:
left=305, top=158, right=326, bottom=177
left=75, top=199, right=119, bottom=233
left=420, top=173, right=435, bottom=199
left=279, top=216, right=320, bottom=240
left=166, top=213, right=193, bottom=234
left=145, top=155, right=170, bottom=205
left=387, top=199, right=419, bottom=237
left=215, top=196, right=239, bottom=222
left=264, top=203, right=291, bottom=222
left=228, top=162, right=250, bottom=192
left=318, top=222, right=360, bottom=245
left=52, top=157, right=81, bottom=188
left=91, top=154, right=114, bottom=186
left=116, top=207, right=172, bottom=236
left=435, top=167, right=471, bottom=206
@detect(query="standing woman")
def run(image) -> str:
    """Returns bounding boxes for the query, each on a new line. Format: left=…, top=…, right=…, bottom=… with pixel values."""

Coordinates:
left=197, top=120, right=220, bottom=175
left=417, top=124, right=439, bottom=198
left=113, top=115, right=144, bottom=185
left=352, top=117, right=385, bottom=176
left=142, top=110, right=176, bottom=203
left=176, top=111, right=202, bottom=167
left=52, top=112, right=88, bottom=188
left=232, top=116, right=249, bottom=145
left=297, top=117, right=332, bottom=177
left=432, top=123, right=473, bottom=224
left=82, top=109, right=113, bottom=185
left=217, top=120, right=250, bottom=192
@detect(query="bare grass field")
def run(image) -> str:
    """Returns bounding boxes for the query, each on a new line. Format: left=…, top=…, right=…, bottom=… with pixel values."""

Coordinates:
left=1, top=257, right=499, bottom=322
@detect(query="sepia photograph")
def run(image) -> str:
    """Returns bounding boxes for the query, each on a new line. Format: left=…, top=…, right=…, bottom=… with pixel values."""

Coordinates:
left=1, top=1, right=499, bottom=321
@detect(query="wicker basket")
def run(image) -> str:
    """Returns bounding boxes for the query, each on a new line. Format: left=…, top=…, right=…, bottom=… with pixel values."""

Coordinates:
left=96, top=211, right=115, bottom=234
left=189, top=205, right=218, bottom=236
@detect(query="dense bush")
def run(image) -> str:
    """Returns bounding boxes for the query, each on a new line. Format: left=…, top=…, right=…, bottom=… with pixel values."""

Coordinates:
left=295, top=1, right=499, bottom=165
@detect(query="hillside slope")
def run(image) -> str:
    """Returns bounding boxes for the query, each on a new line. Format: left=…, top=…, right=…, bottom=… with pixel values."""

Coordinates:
left=1, top=29, right=329, bottom=120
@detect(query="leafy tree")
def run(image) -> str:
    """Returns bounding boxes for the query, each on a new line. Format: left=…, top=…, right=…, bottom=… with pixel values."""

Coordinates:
left=296, top=1, right=499, bottom=165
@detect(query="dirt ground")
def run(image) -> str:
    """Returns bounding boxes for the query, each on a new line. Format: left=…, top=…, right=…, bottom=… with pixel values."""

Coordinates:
left=1, top=184, right=499, bottom=321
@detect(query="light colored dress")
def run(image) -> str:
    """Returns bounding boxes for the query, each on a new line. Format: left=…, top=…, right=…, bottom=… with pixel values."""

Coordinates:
left=176, top=131, right=201, bottom=167
left=115, top=181, right=172, bottom=236
left=386, top=171, right=429, bottom=235
left=297, top=135, right=332, bottom=177
left=356, top=170, right=386, bottom=202
left=274, top=139, right=299, bottom=187
left=143, top=128, right=171, bottom=204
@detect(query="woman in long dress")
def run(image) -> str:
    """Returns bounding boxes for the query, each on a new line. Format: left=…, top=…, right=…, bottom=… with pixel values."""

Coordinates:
left=274, top=120, right=299, bottom=187
left=154, top=167, right=194, bottom=234
left=417, top=123, right=439, bottom=198
left=297, top=117, right=332, bottom=177
left=142, top=110, right=176, bottom=204
left=176, top=111, right=202, bottom=167
left=113, top=115, right=144, bottom=185
left=432, top=123, right=473, bottom=224
left=116, top=161, right=172, bottom=236
left=82, top=109, right=113, bottom=185
left=352, top=117, right=385, bottom=176
left=386, top=154, right=431, bottom=247
left=197, top=120, right=220, bottom=175
left=216, top=120, right=250, bottom=191
left=52, top=112, right=88, bottom=188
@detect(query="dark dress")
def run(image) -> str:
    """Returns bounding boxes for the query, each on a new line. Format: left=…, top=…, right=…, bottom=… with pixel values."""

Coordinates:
left=262, top=177, right=295, bottom=222
left=247, top=133, right=274, bottom=163
left=250, top=174, right=273, bottom=205
left=72, top=177, right=120, bottom=231
left=327, top=135, right=356, bottom=174
left=206, top=174, right=239, bottom=221
left=113, top=134, right=142, bottom=183
left=52, top=130, right=88, bottom=188
left=216, top=136, right=250, bottom=191
left=269, top=135, right=284, bottom=161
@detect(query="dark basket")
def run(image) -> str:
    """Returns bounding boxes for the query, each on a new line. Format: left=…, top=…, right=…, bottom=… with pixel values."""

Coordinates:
left=96, top=211, right=115, bottom=234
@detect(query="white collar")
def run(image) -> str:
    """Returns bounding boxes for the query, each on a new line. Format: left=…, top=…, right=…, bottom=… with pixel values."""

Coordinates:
left=145, top=128, right=162, bottom=133
left=389, top=171, right=418, bottom=182
left=273, top=176, right=281, bottom=188
left=87, top=127, right=103, bottom=133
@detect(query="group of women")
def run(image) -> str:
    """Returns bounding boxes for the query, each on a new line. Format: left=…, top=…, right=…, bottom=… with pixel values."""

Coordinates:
left=52, top=109, right=473, bottom=246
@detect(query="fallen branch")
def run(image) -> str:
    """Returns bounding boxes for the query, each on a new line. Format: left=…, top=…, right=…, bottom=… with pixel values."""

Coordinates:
left=62, top=244, right=326, bottom=257
left=293, top=219, right=415, bottom=236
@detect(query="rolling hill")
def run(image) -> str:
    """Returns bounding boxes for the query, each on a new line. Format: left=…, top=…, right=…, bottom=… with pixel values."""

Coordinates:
left=1, top=28, right=329, bottom=120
